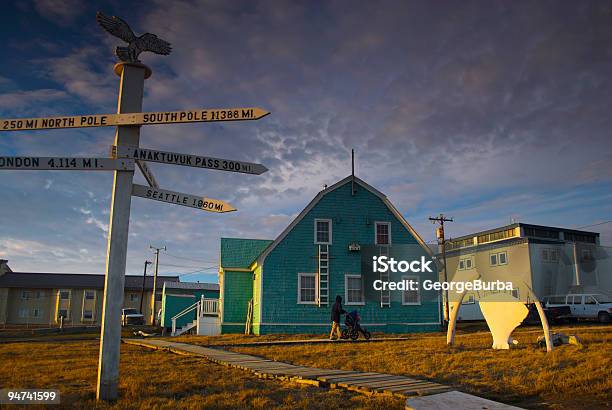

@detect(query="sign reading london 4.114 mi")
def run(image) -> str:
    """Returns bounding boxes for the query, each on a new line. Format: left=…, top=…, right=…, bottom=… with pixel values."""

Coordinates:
left=0, top=107, right=269, bottom=131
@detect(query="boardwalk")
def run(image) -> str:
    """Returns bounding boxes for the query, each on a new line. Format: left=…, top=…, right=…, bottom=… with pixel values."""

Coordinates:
left=123, top=338, right=452, bottom=397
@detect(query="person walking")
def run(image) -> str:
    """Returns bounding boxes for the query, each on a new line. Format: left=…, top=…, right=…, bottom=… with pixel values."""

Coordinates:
left=330, top=295, right=346, bottom=340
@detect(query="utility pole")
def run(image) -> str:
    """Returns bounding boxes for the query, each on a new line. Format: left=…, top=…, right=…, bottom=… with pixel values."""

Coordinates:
left=139, top=260, right=152, bottom=314
left=149, top=245, right=165, bottom=325
left=429, top=214, right=453, bottom=326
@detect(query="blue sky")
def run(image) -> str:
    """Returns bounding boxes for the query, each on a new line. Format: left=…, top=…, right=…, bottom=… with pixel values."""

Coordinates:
left=1, top=0, right=611, bottom=283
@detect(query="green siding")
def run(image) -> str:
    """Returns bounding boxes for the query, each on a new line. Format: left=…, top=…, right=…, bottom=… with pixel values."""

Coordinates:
left=221, top=238, right=272, bottom=269
left=258, top=181, right=440, bottom=334
left=160, top=288, right=219, bottom=328
left=221, top=270, right=253, bottom=333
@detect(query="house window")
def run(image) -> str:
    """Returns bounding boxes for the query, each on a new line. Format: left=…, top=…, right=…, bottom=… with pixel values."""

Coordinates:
left=57, top=309, right=69, bottom=320
left=82, top=310, right=94, bottom=320
left=297, top=273, right=317, bottom=304
left=21, top=290, right=32, bottom=300
left=542, top=249, right=549, bottom=262
left=130, top=293, right=138, bottom=302
left=550, top=249, right=559, bottom=262
left=462, top=294, right=475, bottom=305
left=18, top=308, right=28, bottom=318
left=345, top=274, right=364, bottom=305
left=511, top=289, right=520, bottom=299
left=85, top=290, right=95, bottom=300
left=402, top=275, right=420, bottom=305
left=31, top=308, right=41, bottom=318
left=490, top=252, right=508, bottom=266
left=314, top=219, right=332, bottom=244
left=458, top=257, right=473, bottom=271
left=59, top=290, right=71, bottom=300
left=375, top=222, right=391, bottom=245
left=35, top=291, right=44, bottom=299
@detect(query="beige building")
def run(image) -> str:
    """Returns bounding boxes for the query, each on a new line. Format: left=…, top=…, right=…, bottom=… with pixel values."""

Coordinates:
left=0, top=267, right=179, bottom=326
left=442, top=223, right=607, bottom=320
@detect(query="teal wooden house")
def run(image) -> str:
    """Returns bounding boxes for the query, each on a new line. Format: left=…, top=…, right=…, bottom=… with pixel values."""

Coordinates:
left=219, top=176, right=441, bottom=335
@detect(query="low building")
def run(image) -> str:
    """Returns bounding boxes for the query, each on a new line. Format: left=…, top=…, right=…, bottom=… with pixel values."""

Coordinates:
left=160, top=281, right=220, bottom=334
left=443, top=223, right=609, bottom=320
left=219, top=175, right=441, bottom=335
left=0, top=270, right=179, bottom=326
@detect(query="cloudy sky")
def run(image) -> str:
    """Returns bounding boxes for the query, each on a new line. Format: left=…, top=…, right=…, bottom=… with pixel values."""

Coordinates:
left=1, top=0, right=611, bottom=283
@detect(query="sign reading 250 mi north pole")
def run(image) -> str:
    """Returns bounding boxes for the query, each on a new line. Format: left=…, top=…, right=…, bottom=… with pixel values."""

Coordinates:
left=0, top=107, right=269, bottom=131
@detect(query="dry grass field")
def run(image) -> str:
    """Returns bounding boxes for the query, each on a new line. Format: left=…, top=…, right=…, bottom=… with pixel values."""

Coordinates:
left=0, top=339, right=404, bottom=409
left=215, top=324, right=610, bottom=409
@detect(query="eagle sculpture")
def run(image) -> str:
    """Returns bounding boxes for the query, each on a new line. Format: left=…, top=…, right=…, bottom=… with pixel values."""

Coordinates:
left=96, top=12, right=172, bottom=63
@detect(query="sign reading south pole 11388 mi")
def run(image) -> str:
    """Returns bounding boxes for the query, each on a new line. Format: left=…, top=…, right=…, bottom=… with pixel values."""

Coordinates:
left=0, top=107, right=269, bottom=131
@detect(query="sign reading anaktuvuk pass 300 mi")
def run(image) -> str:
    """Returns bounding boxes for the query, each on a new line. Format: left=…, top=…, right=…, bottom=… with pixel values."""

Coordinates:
left=0, top=107, right=269, bottom=131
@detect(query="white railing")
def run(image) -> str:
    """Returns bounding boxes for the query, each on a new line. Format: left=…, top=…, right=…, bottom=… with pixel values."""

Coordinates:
left=200, top=297, right=218, bottom=315
left=171, top=297, right=219, bottom=335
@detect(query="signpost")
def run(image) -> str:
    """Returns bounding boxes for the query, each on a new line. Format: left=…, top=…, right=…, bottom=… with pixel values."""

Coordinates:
left=0, top=11, right=269, bottom=401
left=112, top=145, right=268, bottom=175
left=135, top=160, right=159, bottom=188
left=132, top=184, right=236, bottom=213
left=0, top=108, right=269, bottom=132
left=0, top=157, right=133, bottom=171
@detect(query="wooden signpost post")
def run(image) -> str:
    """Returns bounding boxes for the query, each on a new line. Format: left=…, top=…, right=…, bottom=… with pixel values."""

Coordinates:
left=0, top=11, right=269, bottom=402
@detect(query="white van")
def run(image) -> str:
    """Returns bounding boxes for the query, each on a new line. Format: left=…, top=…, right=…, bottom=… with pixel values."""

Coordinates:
left=543, top=294, right=612, bottom=323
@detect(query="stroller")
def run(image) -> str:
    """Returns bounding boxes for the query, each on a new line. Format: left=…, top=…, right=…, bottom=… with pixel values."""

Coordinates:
left=341, top=310, right=371, bottom=340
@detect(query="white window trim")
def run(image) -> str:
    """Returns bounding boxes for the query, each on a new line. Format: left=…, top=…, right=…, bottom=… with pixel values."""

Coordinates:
left=498, top=251, right=508, bottom=265
left=490, top=253, right=498, bottom=266
left=345, top=274, right=365, bottom=306
left=314, top=218, right=332, bottom=245
left=374, top=221, right=392, bottom=245
left=401, top=275, right=421, bottom=305
left=458, top=260, right=465, bottom=271
left=297, top=272, right=317, bottom=305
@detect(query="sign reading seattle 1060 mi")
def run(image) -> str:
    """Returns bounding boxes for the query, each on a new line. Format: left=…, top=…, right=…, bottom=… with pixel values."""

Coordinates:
left=132, top=184, right=236, bottom=213
left=0, top=107, right=269, bottom=131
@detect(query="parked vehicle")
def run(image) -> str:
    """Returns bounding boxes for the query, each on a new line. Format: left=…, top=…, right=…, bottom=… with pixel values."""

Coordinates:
left=121, top=308, right=145, bottom=326
left=523, top=303, right=572, bottom=325
left=543, top=294, right=612, bottom=323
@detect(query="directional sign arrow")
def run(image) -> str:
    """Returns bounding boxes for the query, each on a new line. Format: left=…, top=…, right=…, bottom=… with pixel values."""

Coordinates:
left=131, top=184, right=236, bottom=213
left=0, top=107, right=269, bottom=132
left=112, top=145, right=268, bottom=175
left=0, top=156, right=134, bottom=171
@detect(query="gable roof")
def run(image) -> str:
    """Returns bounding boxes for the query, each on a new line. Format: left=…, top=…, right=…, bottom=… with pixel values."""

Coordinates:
left=257, top=175, right=432, bottom=265
left=220, top=238, right=273, bottom=269
left=0, top=271, right=179, bottom=290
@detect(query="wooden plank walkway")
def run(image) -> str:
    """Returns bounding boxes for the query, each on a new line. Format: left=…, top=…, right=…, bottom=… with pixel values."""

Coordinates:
left=123, top=338, right=453, bottom=398
left=211, top=336, right=414, bottom=347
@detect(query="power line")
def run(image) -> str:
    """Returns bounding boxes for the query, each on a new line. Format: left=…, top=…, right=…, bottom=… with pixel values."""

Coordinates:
left=575, top=220, right=612, bottom=229
left=163, top=252, right=216, bottom=264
